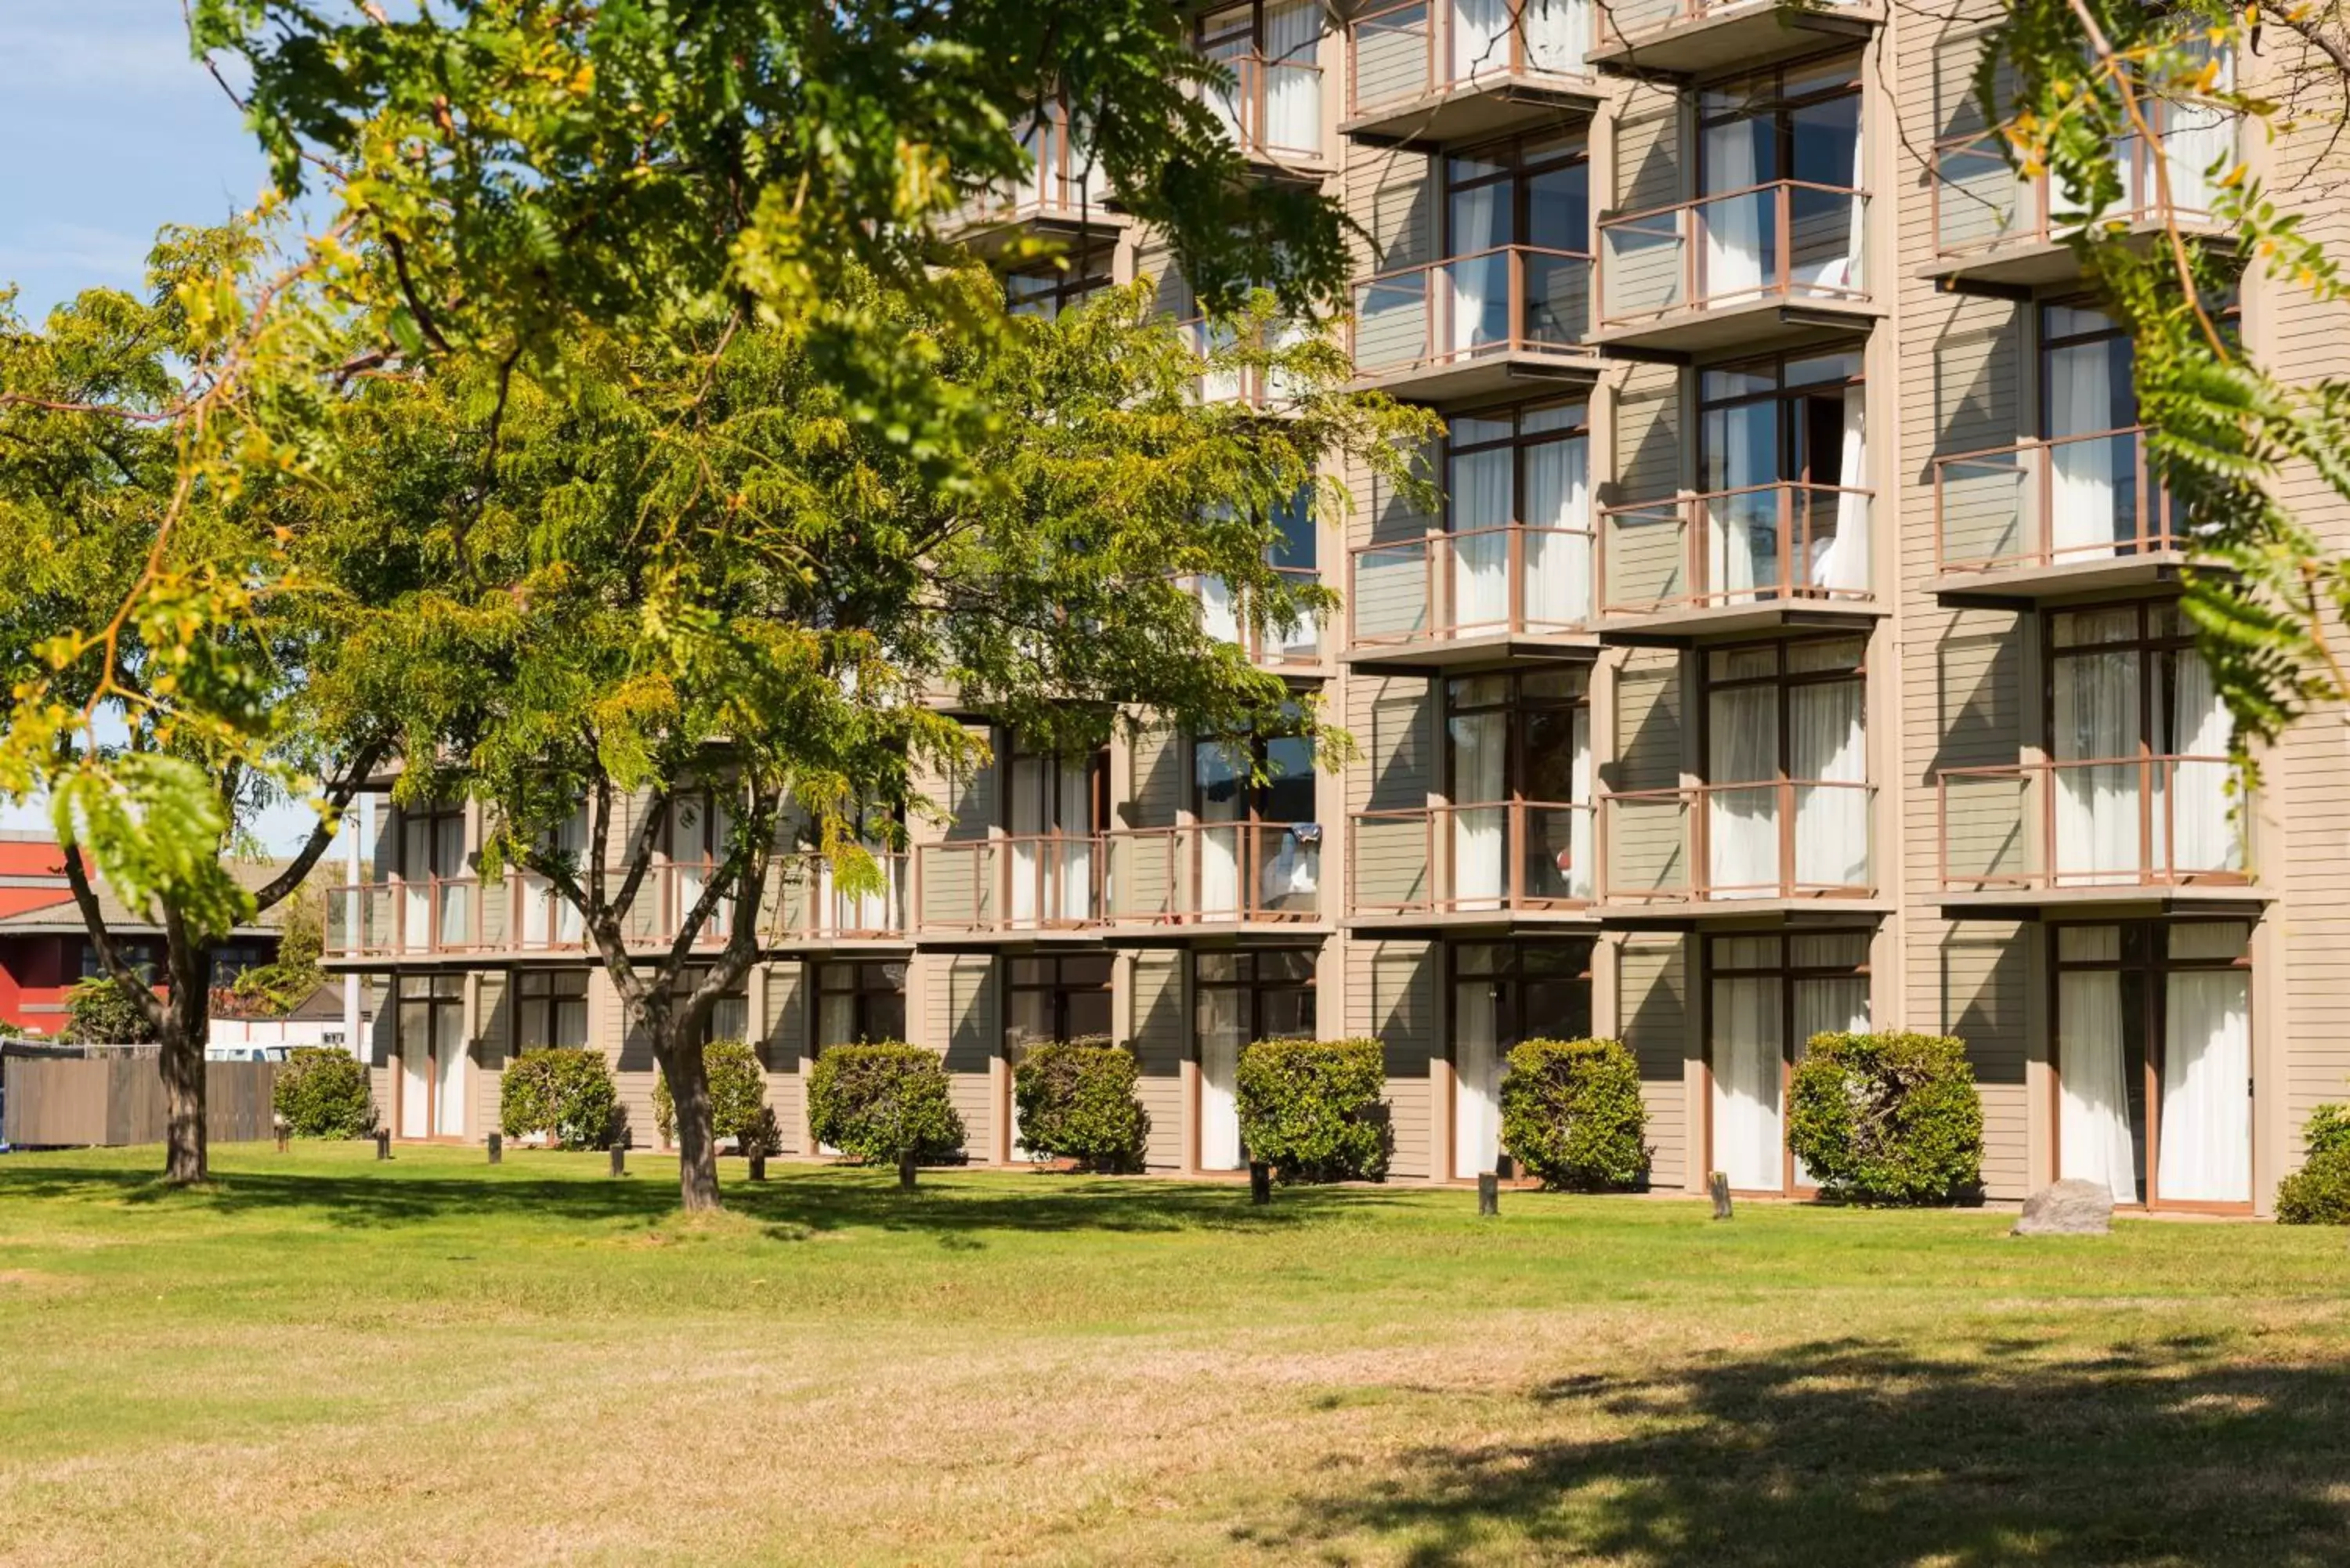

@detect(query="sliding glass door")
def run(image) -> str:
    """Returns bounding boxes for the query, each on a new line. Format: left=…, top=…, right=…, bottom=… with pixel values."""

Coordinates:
left=1708, top=932, right=1871, bottom=1193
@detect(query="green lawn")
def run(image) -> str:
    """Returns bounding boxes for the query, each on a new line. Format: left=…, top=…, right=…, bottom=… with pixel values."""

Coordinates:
left=0, top=1145, right=2345, bottom=1566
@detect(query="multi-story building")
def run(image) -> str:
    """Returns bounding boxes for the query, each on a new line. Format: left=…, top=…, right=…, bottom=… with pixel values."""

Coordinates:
left=324, top=0, right=2338, bottom=1215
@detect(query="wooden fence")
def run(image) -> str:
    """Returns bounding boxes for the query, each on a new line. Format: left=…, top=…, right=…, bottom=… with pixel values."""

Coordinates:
left=2, top=1054, right=280, bottom=1147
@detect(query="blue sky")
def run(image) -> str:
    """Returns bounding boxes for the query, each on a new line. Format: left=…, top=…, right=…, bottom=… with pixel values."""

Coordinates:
left=0, top=3, right=356, bottom=859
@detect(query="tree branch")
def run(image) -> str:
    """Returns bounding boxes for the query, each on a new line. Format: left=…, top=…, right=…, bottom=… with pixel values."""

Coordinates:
left=250, top=735, right=391, bottom=912
left=60, top=844, right=166, bottom=1034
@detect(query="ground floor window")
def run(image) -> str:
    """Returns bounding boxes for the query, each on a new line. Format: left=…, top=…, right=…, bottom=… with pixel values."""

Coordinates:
left=514, top=969, right=588, bottom=1053
left=1451, top=939, right=1595, bottom=1179
left=396, top=974, right=466, bottom=1139
left=680, top=967, right=750, bottom=1045
left=1193, top=948, right=1317, bottom=1170
left=2055, top=919, right=2251, bottom=1207
left=1706, top=930, right=1871, bottom=1192
left=816, top=959, right=907, bottom=1048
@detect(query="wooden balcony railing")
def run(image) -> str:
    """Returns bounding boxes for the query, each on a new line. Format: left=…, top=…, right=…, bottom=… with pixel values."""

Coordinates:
left=1347, top=800, right=1595, bottom=916
left=1932, top=427, right=2180, bottom=576
left=1598, top=179, right=1868, bottom=327
left=1102, top=822, right=1323, bottom=926
left=1349, top=0, right=1597, bottom=118
left=1603, top=781, right=1875, bottom=903
left=1600, top=481, right=1873, bottom=618
left=1349, top=522, right=1594, bottom=649
left=914, top=834, right=1103, bottom=935
left=1932, top=120, right=2237, bottom=262
left=1936, top=756, right=2249, bottom=894
left=1351, top=244, right=1592, bottom=378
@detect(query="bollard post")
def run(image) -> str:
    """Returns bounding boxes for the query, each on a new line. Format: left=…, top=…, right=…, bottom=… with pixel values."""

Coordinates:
left=487, top=1132, right=501, bottom=1165
left=748, top=1153, right=767, bottom=1183
left=1477, top=1171, right=1499, bottom=1217
left=273, top=1115, right=288, bottom=1154
left=1708, top=1171, right=1733, bottom=1220
left=375, top=1129, right=391, bottom=1161
left=610, top=1143, right=626, bottom=1178
left=1249, top=1162, right=1271, bottom=1206
left=898, top=1151, right=917, bottom=1192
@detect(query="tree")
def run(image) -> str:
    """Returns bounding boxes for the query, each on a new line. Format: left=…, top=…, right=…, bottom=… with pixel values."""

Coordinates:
left=230, top=880, right=327, bottom=1018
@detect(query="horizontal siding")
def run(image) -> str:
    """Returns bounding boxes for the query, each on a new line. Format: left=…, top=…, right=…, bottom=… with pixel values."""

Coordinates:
left=1130, top=950, right=1188, bottom=1170
left=1618, top=935, right=1688, bottom=1191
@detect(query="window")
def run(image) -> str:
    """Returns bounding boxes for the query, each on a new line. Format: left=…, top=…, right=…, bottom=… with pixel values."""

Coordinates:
left=1004, top=732, right=1107, bottom=925
left=1194, top=715, right=1318, bottom=919
left=1702, top=636, right=1868, bottom=897
left=1444, top=399, right=1593, bottom=632
left=514, top=969, right=589, bottom=1052
left=1442, top=133, right=1591, bottom=354
left=1196, top=486, right=1319, bottom=661
left=2037, top=301, right=2174, bottom=558
left=1004, top=954, right=1115, bottom=1051
left=2044, top=602, right=2239, bottom=885
left=80, top=939, right=161, bottom=983
left=1451, top=938, right=1593, bottom=1178
left=1695, top=346, right=1869, bottom=599
left=1198, top=0, right=1323, bottom=158
left=666, top=787, right=741, bottom=940
left=518, top=803, right=591, bottom=949
left=1194, top=948, right=1316, bottom=1169
left=2054, top=919, right=2252, bottom=1206
left=1005, top=251, right=1113, bottom=320
left=1707, top=930, right=1871, bottom=1192
left=1696, top=55, right=1864, bottom=303
left=1444, top=667, right=1593, bottom=905
left=395, top=973, right=467, bottom=1138
left=398, top=804, right=468, bottom=954
left=675, top=966, right=750, bottom=1045
left=816, top=960, right=907, bottom=1049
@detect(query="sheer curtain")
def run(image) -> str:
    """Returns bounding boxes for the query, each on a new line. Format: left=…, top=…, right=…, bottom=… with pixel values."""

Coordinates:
left=1568, top=706, right=1595, bottom=900
left=1197, top=990, right=1246, bottom=1169
left=521, top=807, right=588, bottom=948
left=1453, top=981, right=1502, bottom=1179
left=1702, top=121, right=1763, bottom=303
left=1815, top=388, right=1869, bottom=591
left=1451, top=712, right=1508, bottom=908
left=1523, top=434, right=1591, bottom=629
left=1451, top=446, right=1514, bottom=633
left=1195, top=740, right=1246, bottom=919
left=1198, top=574, right=1242, bottom=646
left=1707, top=403, right=1774, bottom=599
left=2052, top=639, right=2142, bottom=884
left=1712, top=976, right=1784, bottom=1190
left=2168, top=653, right=2239, bottom=875
left=2158, top=42, right=2233, bottom=214
left=1010, top=755, right=1044, bottom=923
left=1791, top=679, right=1867, bottom=890
left=2162, top=967, right=2251, bottom=1202
left=1453, top=0, right=1511, bottom=81
left=1791, top=969, right=1869, bottom=1186
left=1059, top=759, right=1094, bottom=919
left=1264, top=1, right=1321, bottom=155
left=1448, top=182, right=1503, bottom=358
left=2049, top=338, right=2120, bottom=558
left=2059, top=968, right=2138, bottom=1203
left=1524, top=0, right=1592, bottom=73
left=1708, top=685, right=1780, bottom=898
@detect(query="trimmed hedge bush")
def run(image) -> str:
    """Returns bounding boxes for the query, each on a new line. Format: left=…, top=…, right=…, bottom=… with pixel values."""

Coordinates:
left=652, top=1039, right=769, bottom=1148
left=1499, top=1037, right=1650, bottom=1190
left=1235, top=1037, right=1387, bottom=1183
left=1012, top=1038, right=1149, bottom=1170
left=807, top=1042, right=966, bottom=1165
left=272, top=1046, right=378, bottom=1139
left=1787, top=1031, right=1983, bottom=1204
left=500, top=1047, right=620, bottom=1150
left=2278, top=1101, right=2350, bottom=1224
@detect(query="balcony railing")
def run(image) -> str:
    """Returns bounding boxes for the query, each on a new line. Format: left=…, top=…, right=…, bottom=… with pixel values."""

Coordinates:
left=1348, top=801, right=1595, bottom=916
left=1936, top=757, right=2248, bottom=894
left=1598, top=180, right=1868, bottom=327
left=915, top=834, right=1102, bottom=935
left=1184, top=565, right=1325, bottom=667
left=1932, top=122, right=2236, bottom=263
left=1934, top=428, right=2181, bottom=577
left=1179, top=316, right=1312, bottom=409
left=327, top=876, right=477, bottom=959
left=953, top=107, right=1113, bottom=231
left=1202, top=52, right=1326, bottom=162
left=1350, top=523, right=1593, bottom=648
left=1600, top=482, right=1872, bottom=619
left=1603, top=782, right=1875, bottom=903
left=1103, top=822, right=1323, bottom=925
left=768, top=851, right=910, bottom=941
left=1600, top=0, right=1869, bottom=41
left=1350, top=0, right=1596, bottom=118
left=1353, top=245, right=1592, bottom=379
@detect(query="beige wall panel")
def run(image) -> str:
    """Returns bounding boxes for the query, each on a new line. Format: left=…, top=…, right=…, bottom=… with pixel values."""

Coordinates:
left=1130, top=949, right=1189, bottom=1170
left=1617, top=935, right=1688, bottom=1191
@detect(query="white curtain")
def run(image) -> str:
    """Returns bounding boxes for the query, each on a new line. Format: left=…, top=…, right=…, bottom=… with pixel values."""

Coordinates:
left=1791, top=974, right=1870, bottom=1185
left=2049, top=340, right=2120, bottom=558
left=1198, top=990, right=1245, bottom=1169
left=1524, top=435, right=1592, bottom=628
left=2059, top=969, right=2139, bottom=1203
left=1060, top=757, right=1094, bottom=919
left=2159, top=44, right=2233, bottom=214
left=2052, top=645, right=2142, bottom=883
left=1451, top=446, right=1513, bottom=633
left=1702, top=121, right=1763, bottom=303
left=1453, top=982, right=1502, bottom=1179
left=1707, top=405, right=1774, bottom=600
left=1567, top=707, right=1594, bottom=900
left=1453, top=0, right=1510, bottom=81
left=522, top=807, right=588, bottom=947
left=1708, top=685, right=1780, bottom=898
left=1196, top=740, right=1245, bottom=920
left=1451, top=712, right=1507, bottom=909
left=1264, top=1, right=1321, bottom=154
left=1712, top=976, right=1784, bottom=1190
left=1448, top=185, right=1502, bottom=357
left=2161, top=969, right=2251, bottom=1203
left=1792, top=680, right=1867, bottom=890
left=1524, top=0, right=1591, bottom=73
left=1198, top=573, right=1242, bottom=646
left=432, top=998, right=465, bottom=1137
left=2168, top=653, right=2239, bottom=875
left=398, top=1007, right=430, bottom=1134
left=1815, top=387, right=1868, bottom=591
left=1010, top=755, right=1044, bottom=923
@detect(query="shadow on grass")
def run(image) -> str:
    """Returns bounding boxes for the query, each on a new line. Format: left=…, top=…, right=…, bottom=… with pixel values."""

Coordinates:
left=1246, top=1335, right=2350, bottom=1567
left=0, top=1158, right=1414, bottom=1237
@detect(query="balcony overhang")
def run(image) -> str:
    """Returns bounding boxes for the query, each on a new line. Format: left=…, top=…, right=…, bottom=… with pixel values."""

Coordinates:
left=1922, top=218, right=2231, bottom=298
left=1341, top=629, right=1602, bottom=674
left=1589, top=2, right=1883, bottom=80
left=1352, top=348, right=1603, bottom=405
left=1341, top=76, right=1605, bottom=151
left=1104, top=919, right=1335, bottom=949
left=908, top=928, right=1111, bottom=954
left=1590, top=298, right=1882, bottom=361
left=948, top=208, right=1130, bottom=260
left=1938, top=884, right=2270, bottom=921
left=1933, top=554, right=2189, bottom=610
left=1595, top=598, right=1885, bottom=648
left=768, top=935, right=916, bottom=959
left=1600, top=896, right=1889, bottom=930
left=1343, top=906, right=1601, bottom=938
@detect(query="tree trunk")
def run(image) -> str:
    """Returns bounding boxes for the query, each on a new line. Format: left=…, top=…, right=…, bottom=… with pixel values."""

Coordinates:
left=664, top=1033, right=722, bottom=1212
left=160, top=938, right=212, bottom=1185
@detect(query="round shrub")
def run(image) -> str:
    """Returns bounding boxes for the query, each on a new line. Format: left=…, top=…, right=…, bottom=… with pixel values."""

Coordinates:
left=2303, top=1102, right=2350, bottom=1160
left=1787, top=1031, right=1983, bottom=1204
left=272, top=1046, right=378, bottom=1139
left=2279, top=1102, right=2350, bottom=1224
left=652, top=1039, right=769, bottom=1149
left=1499, top=1037, right=1650, bottom=1190
left=1235, top=1037, right=1387, bottom=1183
left=500, top=1046, right=620, bottom=1150
left=1013, top=1038, right=1149, bottom=1170
left=807, top=1042, right=966, bottom=1165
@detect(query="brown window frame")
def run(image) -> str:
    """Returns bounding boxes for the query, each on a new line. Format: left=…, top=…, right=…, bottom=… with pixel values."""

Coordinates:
left=1701, top=928, right=1872, bottom=1195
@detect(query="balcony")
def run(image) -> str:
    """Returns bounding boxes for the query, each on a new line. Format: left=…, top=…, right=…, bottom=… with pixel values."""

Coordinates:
left=1927, top=127, right=2236, bottom=294
left=1594, top=181, right=1876, bottom=359
left=1343, top=0, right=1603, bottom=150
left=327, top=876, right=480, bottom=961
left=1597, top=481, right=1878, bottom=642
left=1347, top=801, right=1597, bottom=931
left=1201, top=52, right=1329, bottom=172
left=1351, top=245, right=1597, bottom=400
left=913, top=835, right=1105, bottom=944
left=766, top=852, right=912, bottom=948
left=1180, top=316, right=1313, bottom=411
left=949, top=108, right=1126, bottom=252
left=1588, top=0, right=1881, bottom=79
left=1346, top=523, right=1598, bottom=670
left=1932, top=428, right=2188, bottom=605
left=1101, top=822, right=1326, bottom=938
left=1601, top=782, right=1882, bottom=922
left=1184, top=565, right=1328, bottom=672
left=1936, top=757, right=2261, bottom=916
